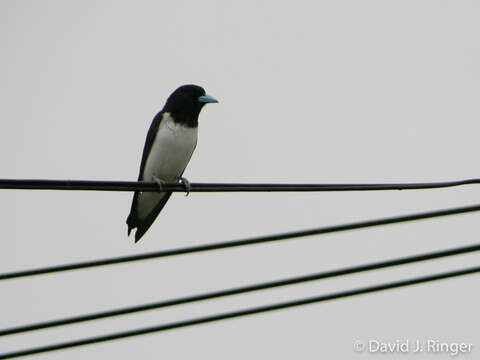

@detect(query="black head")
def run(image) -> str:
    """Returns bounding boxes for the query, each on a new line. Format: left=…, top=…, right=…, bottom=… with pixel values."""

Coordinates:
left=163, top=84, right=218, bottom=127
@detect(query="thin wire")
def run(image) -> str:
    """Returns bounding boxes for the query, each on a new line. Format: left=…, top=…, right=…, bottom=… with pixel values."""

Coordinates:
left=1, top=266, right=478, bottom=359
left=1, top=203, right=480, bottom=281
left=2, top=242, right=479, bottom=336
left=1, top=178, right=480, bottom=192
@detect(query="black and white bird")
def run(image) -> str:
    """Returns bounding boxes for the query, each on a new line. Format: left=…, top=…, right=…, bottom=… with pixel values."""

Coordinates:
left=126, top=84, right=218, bottom=242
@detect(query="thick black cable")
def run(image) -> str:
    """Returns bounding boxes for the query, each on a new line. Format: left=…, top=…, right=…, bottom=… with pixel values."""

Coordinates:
left=0, top=266, right=478, bottom=359
left=1, top=178, right=480, bottom=192
left=1, top=203, right=480, bottom=281
left=1, top=242, right=479, bottom=336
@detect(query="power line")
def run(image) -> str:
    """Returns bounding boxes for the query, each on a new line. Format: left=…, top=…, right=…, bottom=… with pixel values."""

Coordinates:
left=1, top=178, right=480, bottom=192
left=0, top=266, right=478, bottom=359
left=1, top=203, right=480, bottom=281
left=2, top=242, right=479, bottom=336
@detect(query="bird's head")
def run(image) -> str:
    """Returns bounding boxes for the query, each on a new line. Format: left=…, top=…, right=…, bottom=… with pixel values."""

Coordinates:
left=164, top=84, right=218, bottom=126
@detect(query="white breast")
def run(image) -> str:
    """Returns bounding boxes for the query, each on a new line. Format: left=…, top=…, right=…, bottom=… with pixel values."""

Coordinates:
left=143, top=112, right=198, bottom=182
left=136, top=113, right=197, bottom=220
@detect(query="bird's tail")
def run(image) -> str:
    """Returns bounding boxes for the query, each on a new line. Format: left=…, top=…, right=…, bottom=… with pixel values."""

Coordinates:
left=131, top=192, right=173, bottom=243
left=126, top=214, right=136, bottom=236
left=126, top=191, right=140, bottom=237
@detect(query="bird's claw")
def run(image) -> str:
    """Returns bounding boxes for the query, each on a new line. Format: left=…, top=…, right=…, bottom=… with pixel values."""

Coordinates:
left=179, top=177, right=191, bottom=196
left=152, top=176, right=166, bottom=192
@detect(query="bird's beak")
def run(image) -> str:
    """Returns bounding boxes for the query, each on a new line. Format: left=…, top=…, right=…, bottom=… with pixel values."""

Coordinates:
left=198, top=94, right=218, bottom=103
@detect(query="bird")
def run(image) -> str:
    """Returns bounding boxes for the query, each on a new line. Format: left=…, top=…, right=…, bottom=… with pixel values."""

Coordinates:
left=126, top=84, right=218, bottom=242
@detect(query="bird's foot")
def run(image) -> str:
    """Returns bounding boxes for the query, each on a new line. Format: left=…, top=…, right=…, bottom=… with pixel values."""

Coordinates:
left=178, top=177, right=191, bottom=196
left=152, top=176, right=166, bottom=192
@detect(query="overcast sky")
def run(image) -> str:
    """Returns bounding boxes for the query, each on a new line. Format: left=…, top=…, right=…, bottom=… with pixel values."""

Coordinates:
left=1, top=1, right=480, bottom=359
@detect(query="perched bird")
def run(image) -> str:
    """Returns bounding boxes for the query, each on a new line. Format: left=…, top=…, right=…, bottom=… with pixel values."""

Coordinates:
left=126, top=84, right=218, bottom=242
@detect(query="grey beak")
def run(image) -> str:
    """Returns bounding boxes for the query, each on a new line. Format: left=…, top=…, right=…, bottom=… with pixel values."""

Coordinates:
left=198, top=94, right=218, bottom=103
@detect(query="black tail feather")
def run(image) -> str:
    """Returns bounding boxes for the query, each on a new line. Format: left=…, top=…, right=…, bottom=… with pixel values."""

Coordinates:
left=126, top=192, right=173, bottom=243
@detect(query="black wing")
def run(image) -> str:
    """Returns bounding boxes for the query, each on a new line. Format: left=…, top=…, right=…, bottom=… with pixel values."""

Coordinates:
left=136, top=110, right=166, bottom=182
left=126, top=111, right=166, bottom=236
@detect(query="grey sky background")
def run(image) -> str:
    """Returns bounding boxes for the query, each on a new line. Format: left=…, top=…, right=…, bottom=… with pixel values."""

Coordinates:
left=1, top=0, right=480, bottom=358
